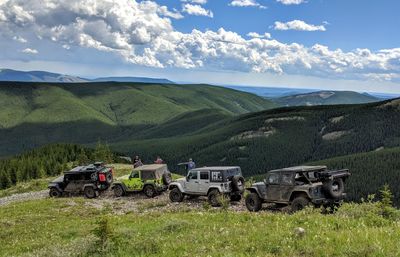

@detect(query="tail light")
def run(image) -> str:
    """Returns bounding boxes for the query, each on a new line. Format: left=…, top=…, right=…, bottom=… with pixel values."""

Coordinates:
left=99, top=173, right=106, bottom=182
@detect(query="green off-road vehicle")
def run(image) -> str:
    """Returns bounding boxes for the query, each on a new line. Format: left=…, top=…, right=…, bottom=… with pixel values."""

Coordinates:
left=245, top=166, right=350, bottom=212
left=111, top=164, right=172, bottom=198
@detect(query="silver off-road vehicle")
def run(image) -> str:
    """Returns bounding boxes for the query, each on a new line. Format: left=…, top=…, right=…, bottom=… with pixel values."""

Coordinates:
left=245, top=166, right=350, bottom=212
left=168, top=166, right=245, bottom=206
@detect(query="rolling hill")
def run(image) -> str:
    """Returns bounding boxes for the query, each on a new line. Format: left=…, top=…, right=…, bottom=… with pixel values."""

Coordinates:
left=276, top=90, right=379, bottom=106
left=0, top=81, right=276, bottom=156
left=0, top=69, right=174, bottom=84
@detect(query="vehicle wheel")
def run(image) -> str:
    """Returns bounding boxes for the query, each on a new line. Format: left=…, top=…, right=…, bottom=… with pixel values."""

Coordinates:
left=162, top=173, right=172, bottom=185
left=49, top=187, right=62, bottom=198
left=245, top=193, right=262, bottom=212
left=230, top=194, right=242, bottom=202
left=323, top=178, right=344, bottom=199
left=169, top=188, right=184, bottom=202
left=291, top=196, right=310, bottom=212
left=143, top=185, right=156, bottom=198
left=90, top=172, right=98, bottom=182
left=207, top=189, right=221, bottom=207
left=84, top=186, right=97, bottom=199
left=106, top=172, right=113, bottom=184
left=113, top=185, right=125, bottom=197
left=231, top=176, right=245, bottom=192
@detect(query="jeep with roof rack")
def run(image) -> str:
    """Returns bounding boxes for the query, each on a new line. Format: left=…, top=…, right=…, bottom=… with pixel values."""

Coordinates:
left=48, top=162, right=113, bottom=198
left=168, top=166, right=245, bottom=207
left=111, top=164, right=172, bottom=198
left=245, top=165, right=351, bottom=212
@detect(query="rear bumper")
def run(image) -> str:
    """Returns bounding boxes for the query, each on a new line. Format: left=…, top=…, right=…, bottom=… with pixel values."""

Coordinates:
left=312, top=194, right=346, bottom=205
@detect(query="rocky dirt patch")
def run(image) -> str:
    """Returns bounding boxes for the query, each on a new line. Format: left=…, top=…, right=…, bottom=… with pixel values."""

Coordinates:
left=0, top=190, right=48, bottom=206
left=322, top=130, right=351, bottom=140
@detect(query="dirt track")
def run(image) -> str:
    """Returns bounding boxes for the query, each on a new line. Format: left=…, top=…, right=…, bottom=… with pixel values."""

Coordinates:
left=0, top=190, right=48, bottom=206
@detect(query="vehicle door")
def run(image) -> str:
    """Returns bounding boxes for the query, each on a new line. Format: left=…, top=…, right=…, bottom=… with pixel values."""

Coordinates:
left=125, top=170, right=143, bottom=190
left=265, top=172, right=281, bottom=201
left=64, top=173, right=85, bottom=192
left=280, top=172, right=295, bottom=201
left=184, top=170, right=200, bottom=193
left=199, top=171, right=210, bottom=193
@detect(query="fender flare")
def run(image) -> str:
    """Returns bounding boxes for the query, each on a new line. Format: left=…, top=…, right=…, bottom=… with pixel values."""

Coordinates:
left=290, top=190, right=311, bottom=201
left=207, top=186, right=223, bottom=195
left=111, top=182, right=128, bottom=192
left=48, top=184, right=63, bottom=192
left=83, top=183, right=97, bottom=191
left=168, top=183, right=184, bottom=193
left=246, top=187, right=262, bottom=198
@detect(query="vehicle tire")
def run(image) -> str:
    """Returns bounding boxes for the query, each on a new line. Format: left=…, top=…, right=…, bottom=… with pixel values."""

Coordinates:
left=245, top=193, right=262, bottom=212
left=49, top=187, right=62, bottom=198
left=230, top=194, right=242, bottom=202
left=323, top=178, right=344, bottom=199
left=113, top=184, right=125, bottom=197
left=231, top=176, right=245, bottom=192
left=291, top=196, right=310, bottom=212
left=207, top=189, right=221, bottom=207
left=84, top=186, right=97, bottom=199
left=106, top=172, right=113, bottom=184
left=90, top=172, right=98, bottom=182
left=143, top=185, right=156, bottom=198
left=162, top=172, right=172, bottom=185
left=169, top=188, right=184, bottom=202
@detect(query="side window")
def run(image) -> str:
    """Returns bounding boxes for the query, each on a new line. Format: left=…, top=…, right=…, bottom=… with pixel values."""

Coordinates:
left=268, top=173, right=280, bottom=185
left=281, top=173, right=293, bottom=185
left=131, top=171, right=139, bottom=179
left=210, top=171, right=223, bottom=182
left=188, top=170, right=198, bottom=180
left=200, top=171, right=209, bottom=180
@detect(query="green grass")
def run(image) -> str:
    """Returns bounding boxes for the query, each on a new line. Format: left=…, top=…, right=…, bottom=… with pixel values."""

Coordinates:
left=0, top=198, right=399, bottom=257
left=0, top=177, right=52, bottom=198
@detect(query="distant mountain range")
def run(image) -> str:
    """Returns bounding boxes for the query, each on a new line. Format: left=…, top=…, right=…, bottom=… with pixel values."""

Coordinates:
left=0, top=69, right=174, bottom=84
left=275, top=90, right=379, bottom=106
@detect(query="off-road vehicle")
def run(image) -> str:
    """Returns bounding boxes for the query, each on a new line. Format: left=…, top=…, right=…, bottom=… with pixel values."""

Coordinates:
left=48, top=162, right=113, bottom=198
left=169, top=166, right=245, bottom=206
left=111, top=164, right=172, bottom=198
left=245, top=165, right=350, bottom=212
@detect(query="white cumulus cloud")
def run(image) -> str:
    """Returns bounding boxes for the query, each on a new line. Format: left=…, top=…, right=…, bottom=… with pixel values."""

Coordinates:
left=0, top=0, right=399, bottom=82
left=22, top=48, right=38, bottom=54
left=277, top=0, right=306, bottom=5
left=274, top=20, right=326, bottom=31
left=229, top=0, right=267, bottom=9
left=182, top=4, right=213, bottom=17
left=247, top=32, right=271, bottom=39
left=182, top=0, right=207, bottom=4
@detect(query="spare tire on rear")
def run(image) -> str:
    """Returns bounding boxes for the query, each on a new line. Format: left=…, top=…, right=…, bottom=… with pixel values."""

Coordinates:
left=231, top=176, right=245, bottom=192
left=323, top=178, right=344, bottom=199
left=162, top=172, right=172, bottom=185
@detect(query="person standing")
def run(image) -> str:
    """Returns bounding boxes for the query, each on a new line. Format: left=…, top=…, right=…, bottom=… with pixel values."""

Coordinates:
left=154, top=156, right=163, bottom=164
left=187, top=158, right=196, bottom=171
left=133, top=155, right=142, bottom=168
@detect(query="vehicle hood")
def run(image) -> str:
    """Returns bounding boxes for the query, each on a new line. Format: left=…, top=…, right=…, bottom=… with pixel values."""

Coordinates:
left=116, top=174, right=130, bottom=181
left=50, top=175, right=64, bottom=184
left=172, top=177, right=186, bottom=184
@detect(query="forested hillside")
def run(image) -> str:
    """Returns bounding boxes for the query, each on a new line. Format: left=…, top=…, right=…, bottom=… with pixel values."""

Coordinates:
left=115, top=99, right=400, bottom=179
left=0, top=82, right=275, bottom=156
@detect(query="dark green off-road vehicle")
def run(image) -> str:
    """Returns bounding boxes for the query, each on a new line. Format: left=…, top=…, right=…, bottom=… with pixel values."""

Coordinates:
left=48, top=162, right=113, bottom=198
left=112, top=164, right=172, bottom=198
left=245, top=166, right=350, bottom=212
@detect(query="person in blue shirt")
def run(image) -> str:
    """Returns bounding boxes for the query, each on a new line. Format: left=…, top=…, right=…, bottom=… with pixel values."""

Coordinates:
left=187, top=158, right=196, bottom=170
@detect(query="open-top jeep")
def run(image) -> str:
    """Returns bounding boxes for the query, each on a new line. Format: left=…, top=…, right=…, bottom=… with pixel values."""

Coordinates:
left=111, top=164, right=172, bottom=198
left=245, top=165, right=350, bottom=212
left=48, top=162, right=113, bottom=198
left=168, top=166, right=245, bottom=206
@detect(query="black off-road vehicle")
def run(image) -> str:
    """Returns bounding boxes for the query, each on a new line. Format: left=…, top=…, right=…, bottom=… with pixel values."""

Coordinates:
left=245, top=166, right=350, bottom=212
left=48, top=162, right=113, bottom=198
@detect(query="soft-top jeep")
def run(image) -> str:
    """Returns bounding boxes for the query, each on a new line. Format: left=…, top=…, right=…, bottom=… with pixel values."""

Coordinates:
left=112, top=164, right=172, bottom=198
left=48, top=162, right=113, bottom=198
left=169, top=166, right=245, bottom=206
left=245, top=166, right=350, bottom=212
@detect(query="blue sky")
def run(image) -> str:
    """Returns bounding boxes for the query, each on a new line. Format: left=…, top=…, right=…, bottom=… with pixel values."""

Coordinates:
left=0, top=0, right=399, bottom=93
